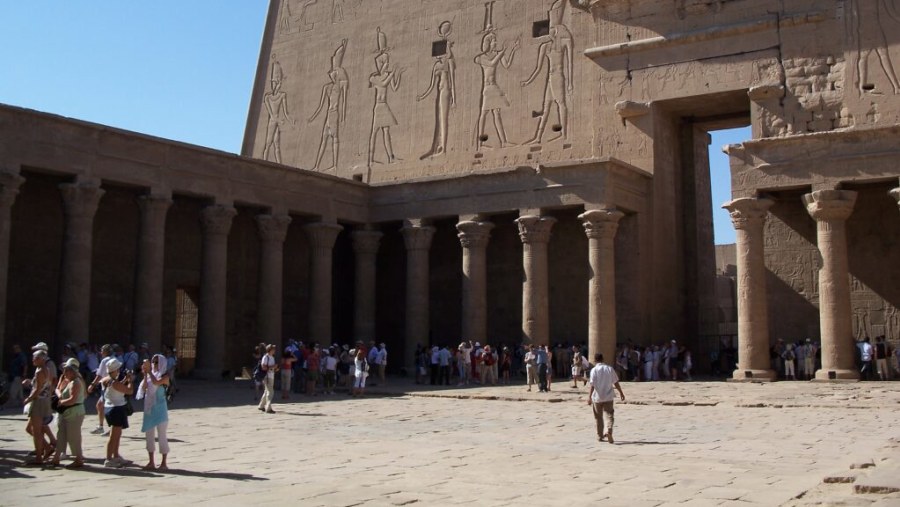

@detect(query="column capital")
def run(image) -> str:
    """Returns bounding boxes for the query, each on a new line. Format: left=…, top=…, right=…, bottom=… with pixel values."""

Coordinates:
left=59, top=181, right=105, bottom=218
left=722, top=197, right=773, bottom=230
left=457, top=221, right=494, bottom=249
left=579, top=209, right=624, bottom=239
left=351, top=229, right=383, bottom=255
left=138, top=195, right=172, bottom=215
left=304, top=222, right=343, bottom=248
left=200, top=205, right=237, bottom=236
left=0, top=172, right=24, bottom=202
left=516, top=215, right=557, bottom=244
left=803, top=190, right=857, bottom=222
left=256, top=214, right=292, bottom=243
left=890, top=187, right=899, bottom=212
left=401, top=224, right=436, bottom=251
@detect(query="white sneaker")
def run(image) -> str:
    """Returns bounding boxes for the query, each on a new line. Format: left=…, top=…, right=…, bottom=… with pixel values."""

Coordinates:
left=118, top=457, right=133, bottom=465
left=90, top=426, right=105, bottom=435
left=101, top=429, right=110, bottom=437
left=104, top=458, right=122, bottom=468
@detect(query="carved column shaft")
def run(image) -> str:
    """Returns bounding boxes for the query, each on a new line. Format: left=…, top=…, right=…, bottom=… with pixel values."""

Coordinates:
left=724, top=197, right=775, bottom=380
left=57, top=182, right=105, bottom=348
left=0, top=172, right=24, bottom=362
left=133, top=196, right=172, bottom=353
left=197, top=205, right=236, bottom=379
left=257, top=214, right=292, bottom=344
left=305, top=222, right=343, bottom=344
left=457, top=221, right=494, bottom=345
left=516, top=215, right=556, bottom=346
left=352, top=230, right=382, bottom=344
left=891, top=187, right=899, bottom=215
left=402, top=223, right=435, bottom=369
left=804, top=190, right=858, bottom=380
left=580, top=209, right=623, bottom=364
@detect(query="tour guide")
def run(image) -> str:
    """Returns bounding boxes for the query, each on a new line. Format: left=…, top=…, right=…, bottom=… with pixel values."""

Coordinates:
left=587, top=353, right=626, bottom=444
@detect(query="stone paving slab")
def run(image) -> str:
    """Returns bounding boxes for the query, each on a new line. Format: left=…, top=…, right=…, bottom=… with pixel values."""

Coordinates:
left=1, top=378, right=899, bottom=506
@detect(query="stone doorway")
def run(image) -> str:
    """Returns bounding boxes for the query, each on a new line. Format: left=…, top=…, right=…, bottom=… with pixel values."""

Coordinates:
left=174, top=286, right=199, bottom=376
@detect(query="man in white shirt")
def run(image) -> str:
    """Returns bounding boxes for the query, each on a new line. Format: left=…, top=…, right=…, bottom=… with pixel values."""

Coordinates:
left=457, top=341, right=472, bottom=386
left=587, top=353, right=625, bottom=444
left=257, top=344, right=278, bottom=413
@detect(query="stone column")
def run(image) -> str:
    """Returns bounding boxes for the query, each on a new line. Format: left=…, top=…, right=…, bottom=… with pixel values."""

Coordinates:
left=401, top=221, right=435, bottom=370
left=891, top=187, right=900, bottom=214
left=352, top=229, right=382, bottom=344
left=723, top=197, right=775, bottom=381
left=304, top=222, right=343, bottom=344
left=803, top=190, right=858, bottom=381
left=0, top=172, right=24, bottom=362
left=197, top=204, right=236, bottom=379
left=516, top=215, right=556, bottom=346
left=579, top=209, right=623, bottom=365
left=57, top=181, right=105, bottom=349
left=256, top=214, right=292, bottom=344
left=132, top=195, right=172, bottom=353
left=457, top=220, right=494, bottom=345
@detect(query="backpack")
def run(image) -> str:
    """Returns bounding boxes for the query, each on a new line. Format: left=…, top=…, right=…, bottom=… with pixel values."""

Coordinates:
left=252, top=358, right=267, bottom=382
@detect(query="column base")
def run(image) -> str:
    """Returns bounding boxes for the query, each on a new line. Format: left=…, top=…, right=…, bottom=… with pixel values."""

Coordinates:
left=813, top=369, right=860, bottom=381
left=728, top=369, right=777, bottom=382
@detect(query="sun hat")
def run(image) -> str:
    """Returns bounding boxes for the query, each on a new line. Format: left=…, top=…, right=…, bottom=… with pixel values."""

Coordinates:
left=106, top=358, right=122, bottom=372
left=32, top=342, right=49, bottom=352
left=63, top=358, right=80, bottom=370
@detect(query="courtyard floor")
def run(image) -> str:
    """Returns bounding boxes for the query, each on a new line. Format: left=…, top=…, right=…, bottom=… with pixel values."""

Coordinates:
left=1, top=377, right=899, bottom=506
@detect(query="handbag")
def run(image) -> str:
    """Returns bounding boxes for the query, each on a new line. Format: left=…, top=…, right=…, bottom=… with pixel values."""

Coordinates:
left=51, top=393, right=60, bottom=412
left=123, top=395, right=135, bottom=416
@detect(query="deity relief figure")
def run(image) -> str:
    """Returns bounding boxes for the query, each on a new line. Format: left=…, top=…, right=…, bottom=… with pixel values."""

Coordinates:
left=418, top=21, right=457, bottom=160
left=474, top=2, right=520, bottom=150
left=333, top=0, right=345, bottom=23
left=262, top=58, right=295, bottom=164
left=307, top=40, right=349, bottom=172
left=852, top=0, right=900, bottom=94
left=521, top=0, right=574, bottom=144
left=368, top=28, right=404, bottom=165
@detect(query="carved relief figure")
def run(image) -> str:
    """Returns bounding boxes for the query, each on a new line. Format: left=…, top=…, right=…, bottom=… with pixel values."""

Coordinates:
left=474, top=2, right=520, bottom=150
left=280, top=0, right=291, bottom=32
left=294, top=0, right=319, bottom=32
left=262, top=58, right=295, bottom=163
left=521, top=0, right=573, bottom=144
left=333, top=0, right=345, bottom=23
left=851, top=0, right=900, bottom=94
left=886, top=306, right=899, bottom=340
left=368, top=29, right=404, bottom=165
left=309, top=42, right=349, bottom=172
left=418, top=21, right=457, bottom=160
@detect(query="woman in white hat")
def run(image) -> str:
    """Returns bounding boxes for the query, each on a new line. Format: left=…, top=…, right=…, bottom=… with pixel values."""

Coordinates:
left=101, top=357, right=134, bottom=468
left=51, top=358, right=86, bottom=468
left=137, top=354, right=170, bottom=470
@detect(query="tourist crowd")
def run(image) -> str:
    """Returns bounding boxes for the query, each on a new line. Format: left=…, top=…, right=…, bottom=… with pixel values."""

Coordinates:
left=5, top=340, right=174, bottom=470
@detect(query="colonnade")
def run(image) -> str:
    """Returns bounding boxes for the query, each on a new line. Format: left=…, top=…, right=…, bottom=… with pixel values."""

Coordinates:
left=0, top=171, right=630, bottom=377
left=725, top=186, right=900, bottom=381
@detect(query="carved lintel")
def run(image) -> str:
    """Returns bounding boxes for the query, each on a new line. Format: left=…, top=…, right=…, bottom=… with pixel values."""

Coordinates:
left=748, top=84, right=785, bottom=102
left=615, top=100, right=650, bottom=119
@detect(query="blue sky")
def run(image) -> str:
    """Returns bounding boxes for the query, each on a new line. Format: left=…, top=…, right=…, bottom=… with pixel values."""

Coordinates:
left=0, top=2, right=744, bottom=244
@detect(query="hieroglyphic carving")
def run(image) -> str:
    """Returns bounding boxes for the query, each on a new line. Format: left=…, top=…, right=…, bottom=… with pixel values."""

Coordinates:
left=288, top=0, right=318, bottom=32
left=309, top=40, right=349, bottom=172
left=675, top=0, right=726, bottom=20
left=368, top=28, right=404, bottom=166
left=474, top=2, right=519, bottom=150
left=521, top=0, right=573, bottom=144
left=850, top=0, right=900, bottom=94
left=262, top=57, right=295, bottom=163
left=418, top=21, right=456, bottom=159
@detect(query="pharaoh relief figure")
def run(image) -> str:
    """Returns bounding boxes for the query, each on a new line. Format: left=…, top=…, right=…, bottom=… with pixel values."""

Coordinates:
left=308, top=40, right=349, bottom=172
left=418, top=21, right=457, bottom=160
left=852, top=0, right=900, bottom=94
left=474, top=1, right=520, bottom=150
left=262, top=57, right=295, bottom=164
left=521, top=0, right=574, bottom=144
left=368, top=28, right=405, bottom=166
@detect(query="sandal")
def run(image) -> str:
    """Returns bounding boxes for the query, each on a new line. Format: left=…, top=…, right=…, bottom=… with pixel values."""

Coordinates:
left=65, top=460, right=84, bottom=469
